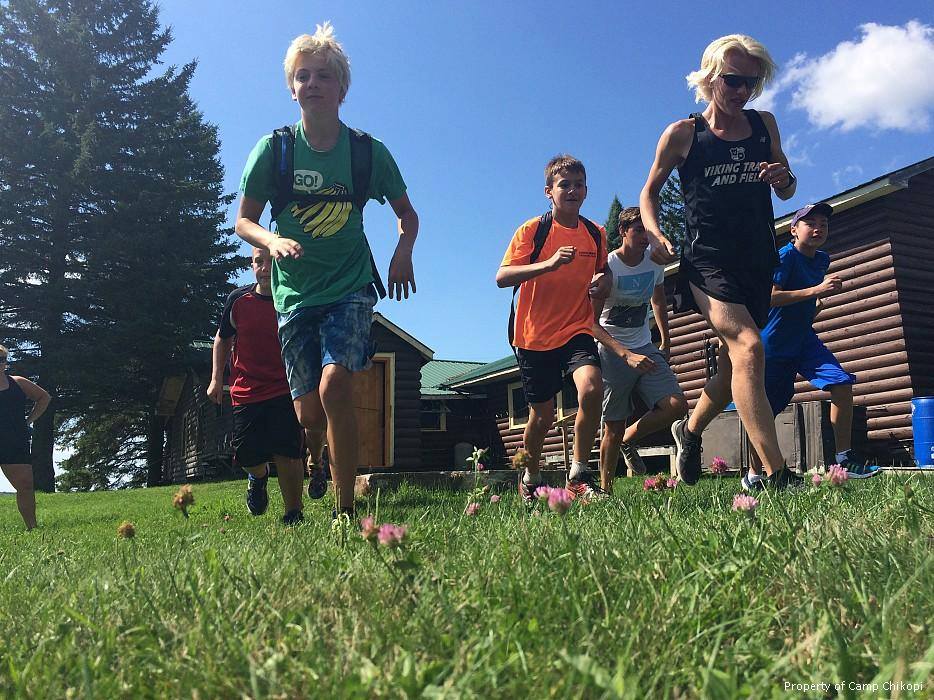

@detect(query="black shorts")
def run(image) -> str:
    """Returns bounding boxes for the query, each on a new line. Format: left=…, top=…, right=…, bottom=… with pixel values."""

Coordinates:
left=675, top=256, right=773, bottom=329
left=0, top=439, right=30, bottom=465
left=516, top=333, right=601, bottom=405
left=231, top=393, right=303, bottom=469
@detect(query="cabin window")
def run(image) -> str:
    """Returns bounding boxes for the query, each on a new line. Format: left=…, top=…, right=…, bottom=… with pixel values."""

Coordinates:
left=421, top=399, right=447, bottom=432
left=508, top=382, right=529, bottom=429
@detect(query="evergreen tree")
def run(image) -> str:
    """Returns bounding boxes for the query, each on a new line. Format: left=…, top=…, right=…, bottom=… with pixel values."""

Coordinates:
left=604, top=196, right=623, bottom=251
left=0, top=0, right=243, bottom=489
left=658, top=174, right=687, bottom=254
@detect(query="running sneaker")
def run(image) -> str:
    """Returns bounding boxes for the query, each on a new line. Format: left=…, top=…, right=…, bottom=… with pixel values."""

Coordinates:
left=282, top=509, right=304, bottom=526
left=246, top=468, right=269, bottom=515
left=838, top=451, right=882, bottom=479
left=307, top=446, right=330, bottom=500
left=566, top=471, right=609, bottom=500
left=741, top=471, right=765, bottom=492
left=671, top=418, right=702, bottom=485
left=766, top=466, right=805, bottom=492
left=519, top=477, right=543, bottom=506
left=620, top=441, right=647, bottom=475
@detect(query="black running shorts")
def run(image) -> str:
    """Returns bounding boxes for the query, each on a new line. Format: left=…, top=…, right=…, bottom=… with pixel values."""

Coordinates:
left=231, top=393, right=303, bottom=469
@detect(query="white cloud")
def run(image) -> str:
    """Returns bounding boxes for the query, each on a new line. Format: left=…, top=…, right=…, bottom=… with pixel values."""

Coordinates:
left=751, top=21, right=934, bottom=132
left=832, top=164, right=864, bottom=190
left=783, top=132, right=814, bottom=167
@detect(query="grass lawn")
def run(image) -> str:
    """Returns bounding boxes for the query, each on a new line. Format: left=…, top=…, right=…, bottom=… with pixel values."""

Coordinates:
left=1, top=473, right=932, bottom=698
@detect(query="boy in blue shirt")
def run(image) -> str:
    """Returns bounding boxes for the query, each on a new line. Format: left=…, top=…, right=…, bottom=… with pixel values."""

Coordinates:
left=744, top=203, right=880, bottom=490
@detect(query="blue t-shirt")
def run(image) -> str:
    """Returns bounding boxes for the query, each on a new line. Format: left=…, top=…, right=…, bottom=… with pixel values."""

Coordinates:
left=761, top=242, right=830, bottom=359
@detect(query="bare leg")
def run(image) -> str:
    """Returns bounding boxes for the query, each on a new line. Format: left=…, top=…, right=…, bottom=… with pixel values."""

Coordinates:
left=600, top=420, right=625, bottom=491
left=571, top=364, right=602, bottom=466
left=692, top=286, right=785, bottom=476
left=318, top=364, right=358, bottom=511
left=828, top=383, right=853, bottom=454
left=523, top=399, right=555, bottom=480
left=624, top=394, right=688, bottom=444
left=1, top=464, right=36, bottom=530
left=273, top=455, right=304, bottom=513
left=687, top=343, right=733, bottom=435
left=294, top=394, right=327, bottom=467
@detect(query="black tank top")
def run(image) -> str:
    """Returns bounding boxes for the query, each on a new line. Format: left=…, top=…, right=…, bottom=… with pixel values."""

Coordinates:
left=677, top=109, right=778, bottom=270
left=0, top=371, right=29, bottom=447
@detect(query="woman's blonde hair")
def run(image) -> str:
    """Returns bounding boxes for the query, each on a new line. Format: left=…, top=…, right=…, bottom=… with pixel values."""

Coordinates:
left=0, top=344, right=8, bottom=361
left=686, top=34, right=776, bottom=103
left=283, top=21, right=351, bottom=100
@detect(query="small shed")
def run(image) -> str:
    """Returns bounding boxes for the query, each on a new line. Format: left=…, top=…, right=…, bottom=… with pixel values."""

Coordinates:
left=156, top=312, right=433, bottom=483
left=419, top=359, right=495, bottom=469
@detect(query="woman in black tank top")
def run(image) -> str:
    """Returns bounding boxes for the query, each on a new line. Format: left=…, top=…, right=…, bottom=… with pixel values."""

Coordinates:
left=638, top=34, right=806, bottom=491
left=0, top=346, right=51, bottom=530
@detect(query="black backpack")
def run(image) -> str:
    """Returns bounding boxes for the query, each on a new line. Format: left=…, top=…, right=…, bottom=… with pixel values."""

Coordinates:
left=269, top=125, right=386, bottom=298
left=507, top=211, right=604, bottom=349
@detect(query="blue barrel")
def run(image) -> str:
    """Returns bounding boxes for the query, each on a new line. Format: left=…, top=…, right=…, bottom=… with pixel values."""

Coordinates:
left=912, top=397, right=934, bottom=468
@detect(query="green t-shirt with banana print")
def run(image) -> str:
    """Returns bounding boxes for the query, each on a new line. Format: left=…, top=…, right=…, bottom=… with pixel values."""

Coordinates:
left=240, top=122, right=406, bottom=312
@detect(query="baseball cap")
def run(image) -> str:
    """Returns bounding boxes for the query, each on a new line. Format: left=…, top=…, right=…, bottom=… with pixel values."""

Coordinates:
left=791, top=202, right=833, bottom=227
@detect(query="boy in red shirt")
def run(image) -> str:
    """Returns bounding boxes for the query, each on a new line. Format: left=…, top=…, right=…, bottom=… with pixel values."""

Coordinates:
left=497, top=155, right=608, bottom=502
left=207, top=248, right=306, bottom=524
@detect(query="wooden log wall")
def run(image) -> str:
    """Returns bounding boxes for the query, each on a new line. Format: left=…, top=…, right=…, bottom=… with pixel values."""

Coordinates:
left=886, top=170, right=934, bottom=404
left=370, top=323, right=426, bottom=471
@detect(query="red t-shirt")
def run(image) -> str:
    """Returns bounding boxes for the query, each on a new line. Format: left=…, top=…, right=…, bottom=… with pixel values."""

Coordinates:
left=218, top=285, right=291, bottom=405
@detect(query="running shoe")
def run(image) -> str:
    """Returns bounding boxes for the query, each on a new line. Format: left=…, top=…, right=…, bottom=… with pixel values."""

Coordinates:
left=246, top=468, right=269, bottom=515
left=620, top=441, right=647, bottom=475
left=671, top=418, right=702, bottom=485
left=307, top=446, right=330, bottom=500
left=566, top=471, right=609, bottom=500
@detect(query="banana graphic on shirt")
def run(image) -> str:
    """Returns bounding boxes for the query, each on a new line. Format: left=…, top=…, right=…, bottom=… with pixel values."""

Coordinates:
left=290, top=184, right=352, bottom=239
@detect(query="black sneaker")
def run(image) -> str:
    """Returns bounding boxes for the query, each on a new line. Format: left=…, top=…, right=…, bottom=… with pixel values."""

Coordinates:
left=741, top=472, right=765, bottom=492
left=838, top=451, right=882, bottom=479
left=766, top=466, right=805, bottom=492
left=671, top=418, right=702, bottom=485
left=566, top=471, right=609, bottom=500
left=282, top=509, right=304, bottom=526
left=307, top=446, right=329, bottom=500
left=246, top=469, right=269, bottom=515
left=620, top=441, right=646, bottom=475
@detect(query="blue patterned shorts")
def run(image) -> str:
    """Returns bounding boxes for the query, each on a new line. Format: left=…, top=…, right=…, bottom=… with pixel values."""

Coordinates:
left=277, top=285, right=377, bottom=400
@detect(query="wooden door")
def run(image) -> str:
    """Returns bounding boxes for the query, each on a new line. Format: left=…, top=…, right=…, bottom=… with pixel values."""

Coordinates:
left=354, top=358, right=387, bottom=467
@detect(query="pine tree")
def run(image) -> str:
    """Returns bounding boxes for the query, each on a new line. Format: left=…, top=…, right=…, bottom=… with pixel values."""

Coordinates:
left=658, top=174, right=687, bottom=254
left=604, top=196, right=623, bottom=251
left=0, top=0, right=243, bottom=489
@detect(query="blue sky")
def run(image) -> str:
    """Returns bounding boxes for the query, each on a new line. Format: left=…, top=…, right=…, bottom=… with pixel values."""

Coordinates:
left=152, top=0, right=933, bottom=363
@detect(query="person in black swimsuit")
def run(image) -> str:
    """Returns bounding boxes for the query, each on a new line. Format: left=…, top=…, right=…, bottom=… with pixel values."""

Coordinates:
left=639, top=35, right=803, bottom=491
left=0, top=344, right=51, bottom=529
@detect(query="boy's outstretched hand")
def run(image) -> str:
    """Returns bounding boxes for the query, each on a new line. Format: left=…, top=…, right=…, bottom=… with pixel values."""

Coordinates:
left=388, top=248, right=416, bottom=300
left=267, top=237, right=303, bottom=260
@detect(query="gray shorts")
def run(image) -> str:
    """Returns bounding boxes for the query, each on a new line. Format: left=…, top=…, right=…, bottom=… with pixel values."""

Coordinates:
left=600, top=342, right=682, bottom=422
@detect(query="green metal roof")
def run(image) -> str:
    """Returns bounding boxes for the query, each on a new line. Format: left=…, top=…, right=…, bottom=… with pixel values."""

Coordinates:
left=443, top=354, right=519, bottom=389
left=421, top=359, right=486, bottom=397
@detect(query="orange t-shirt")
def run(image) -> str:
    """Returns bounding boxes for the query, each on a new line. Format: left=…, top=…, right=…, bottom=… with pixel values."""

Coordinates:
left=502, top=215, right=608, bottom=351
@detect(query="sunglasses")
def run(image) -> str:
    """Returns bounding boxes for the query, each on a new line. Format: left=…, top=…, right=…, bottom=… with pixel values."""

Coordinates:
left=720, top=74, right=760, bottom=91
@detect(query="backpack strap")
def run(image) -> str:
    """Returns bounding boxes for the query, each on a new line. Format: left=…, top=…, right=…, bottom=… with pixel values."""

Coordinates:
left=579, top=216, right=606, bottom=273
left=347, top=128, right=386, bottom=299
left=508, top=213, right=553, bottom=350
left=270, top=125, right=296, bottom=224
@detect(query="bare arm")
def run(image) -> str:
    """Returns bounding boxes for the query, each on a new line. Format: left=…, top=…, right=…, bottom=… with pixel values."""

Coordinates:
left=591, top=296, right=656, bottom=374
left=758, top=111, right=796, bottom=201
left=14, top=377, right=50, bottom=425
left=207, top=332, right=233, bottom=404
left=235, top=195, right=303, bottom=260
left=651, top=283, right=671, bottom=357
left=386, top=193, right=419, bottom=300
left=640, top=120, right=694, bottom=265
left=495, top=246, right=576, bottom=288
left=771, top=275, right=842, bottom=307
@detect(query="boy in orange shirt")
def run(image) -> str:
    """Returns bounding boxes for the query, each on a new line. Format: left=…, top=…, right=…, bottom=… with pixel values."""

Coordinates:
left=496, top=155, right=608, bottom=502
